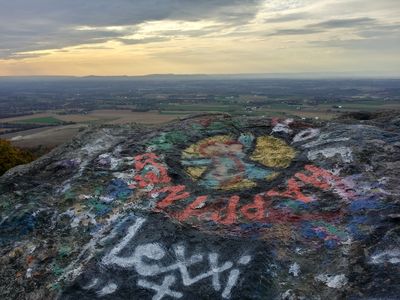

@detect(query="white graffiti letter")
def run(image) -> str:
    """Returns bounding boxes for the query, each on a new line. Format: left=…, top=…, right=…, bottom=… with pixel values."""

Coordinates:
left=222, top=255, right=252, bottom=299
left=102, top=217, right=146, bottom=267
left=132, top=243, right=167, bottom=276
left=180, top=251, right=233, bottom=288
left=138, top=275, right=183, bottom=300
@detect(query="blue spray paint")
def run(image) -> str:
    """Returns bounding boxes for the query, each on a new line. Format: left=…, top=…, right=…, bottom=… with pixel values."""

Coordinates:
left=105, top=179, right=133, bottom=200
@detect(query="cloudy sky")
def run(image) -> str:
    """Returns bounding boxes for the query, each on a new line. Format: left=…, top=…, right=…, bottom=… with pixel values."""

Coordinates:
left=0, top=0, right=399, bottom=76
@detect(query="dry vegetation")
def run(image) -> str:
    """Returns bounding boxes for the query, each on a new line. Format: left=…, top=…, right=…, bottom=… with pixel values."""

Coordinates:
left=0, top=139, right=35, bottom=175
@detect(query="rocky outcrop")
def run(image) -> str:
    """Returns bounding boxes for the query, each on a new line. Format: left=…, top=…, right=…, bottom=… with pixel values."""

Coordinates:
left=1, top=114, right=399, bottom=299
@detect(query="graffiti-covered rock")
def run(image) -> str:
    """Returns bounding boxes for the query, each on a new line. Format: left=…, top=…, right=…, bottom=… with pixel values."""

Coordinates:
left=1, top=114, right=399, bottom=300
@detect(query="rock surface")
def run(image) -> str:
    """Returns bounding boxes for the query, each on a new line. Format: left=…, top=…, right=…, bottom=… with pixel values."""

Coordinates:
left=1, top=113, right=399, bottom=300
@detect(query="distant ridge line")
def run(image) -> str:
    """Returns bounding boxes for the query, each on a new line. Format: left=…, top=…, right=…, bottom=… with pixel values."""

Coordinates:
left=1, top=72, right=400, bottom=80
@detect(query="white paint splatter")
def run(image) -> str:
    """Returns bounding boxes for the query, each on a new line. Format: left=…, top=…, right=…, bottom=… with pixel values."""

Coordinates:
left=238, top=256, right=251, bottom=265
left=83, top=278, right=99, bottom=290
left=59, top=183, right=71, bottom=194
left=150, top=192, right=160, bottom=199
left=316, top=274, right=348, bottom=289
left=97, top=283, right=118, bottom=297
left=71, top=212, right=97, bottom=228
left=98, top=153, right=122, bottom=170
left=289, top=263, right=300, bottom=277
left=58, top=130, right=124, bottom=195
left=99, top=196, right=115, bottom=203
left=370, top=249, right=400, bottom=264
left=27, top=244, right=37, bottom=254
left=111, top=157, right=121, bottom=170
left=195, top=201, right=206, bottom=209
left=292, top=128, right=320, bottom=143
left=26, top=268, right=32, bottom=278
left=82, top=138, right=110, bottom=154
left=302, top=133, right=350, bottom=149
left=272, top=119, right=293, bottom=134
left=112, top=145, right=122, bottom=155
left=144, top=183, right=155, bottom=192
left=307, top=147, right=353, bottom=163
left=281, top=290, right=296, bottom=299
left=78, top=194, right=92, bottom=200
left=57, top=212, right=133, bottom=283
left=113, top=170, right=136, bottom=186
left=60, top=208, right=97, bottom=228
left=147, top=145, right=157, bottom=152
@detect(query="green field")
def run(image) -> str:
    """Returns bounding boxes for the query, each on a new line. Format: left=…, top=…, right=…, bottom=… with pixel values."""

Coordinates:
left=15, top=116, right=64, bottom=125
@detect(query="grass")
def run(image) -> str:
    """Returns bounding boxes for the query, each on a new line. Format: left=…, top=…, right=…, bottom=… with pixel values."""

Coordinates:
left=15, top=116, right=64, bottom=125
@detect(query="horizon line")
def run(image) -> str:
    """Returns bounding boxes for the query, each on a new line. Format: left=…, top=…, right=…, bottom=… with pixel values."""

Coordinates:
left=1, top=72, right=400, bottom=80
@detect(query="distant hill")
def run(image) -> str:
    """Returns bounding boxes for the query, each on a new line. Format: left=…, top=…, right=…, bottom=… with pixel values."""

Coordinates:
left=1, top=72, right=399, bottom=82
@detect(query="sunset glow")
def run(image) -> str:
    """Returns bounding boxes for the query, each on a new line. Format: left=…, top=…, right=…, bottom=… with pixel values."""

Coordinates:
left=1, top=0, right=399, bottom=76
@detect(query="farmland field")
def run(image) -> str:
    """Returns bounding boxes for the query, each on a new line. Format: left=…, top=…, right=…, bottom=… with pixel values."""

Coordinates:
left=14, top=116, right=64, bottom=125
left=6, top=124, right=85, bottom=148
left=2, top=101, right=400, bottom=150
left=0, top=110, right=186, bottom=148
left=0, top=110, right=185, bottom=125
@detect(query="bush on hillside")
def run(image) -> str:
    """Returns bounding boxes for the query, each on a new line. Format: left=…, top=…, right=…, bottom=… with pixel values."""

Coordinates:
left=0, top=139, right=35, bottom=175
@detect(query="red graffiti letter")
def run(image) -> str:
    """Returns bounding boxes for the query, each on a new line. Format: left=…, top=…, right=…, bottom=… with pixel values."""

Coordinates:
left=211, top=195, right=240, bottom=225
left=176, top=196, right=209, bottom=221
left=295, top=165, right=332, bottom=190
left=296, top=165, right=355, bottom=200
left=155, top=185, right=190, bottom=209
left=240, top=194, right=265, bottom=221
left=134, top=153, right=171, bottom=187
left=267, top=178, right=312, bottom=203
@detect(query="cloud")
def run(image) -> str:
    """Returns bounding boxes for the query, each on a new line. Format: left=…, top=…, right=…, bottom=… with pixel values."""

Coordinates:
left=266, top=17, right=389, bottom=37
left=1, top=0, right=399, bottom=76
left=75, top=46, right=115, bottom=50
left=265, top=12, right=311, bottom=23
left=305, top=17, right=400, bottom=51
left=267, top=28, right=323, bottom=36
left=117, top=37, right=170, bottom=45
left=0, top=0, right=263, bottom=59
left=0, top=24, right=129, bottom=59
left=310, top=36, right=400, bottom=51
left=357, top=23, right=400, bottom=38
left=309, top=17, right=376, bottom=29
left=5, top=52, right=49, bottom=60
left=263, top=0, right=315, bottom=12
